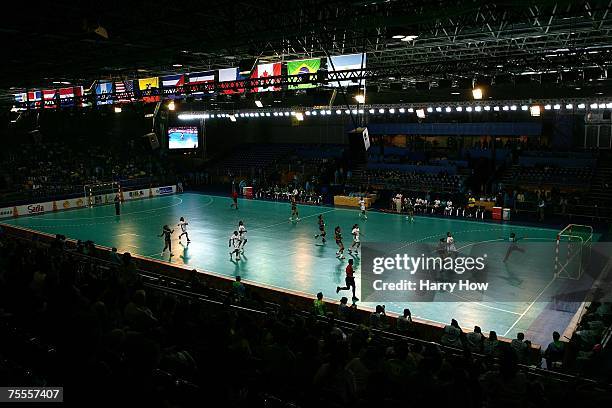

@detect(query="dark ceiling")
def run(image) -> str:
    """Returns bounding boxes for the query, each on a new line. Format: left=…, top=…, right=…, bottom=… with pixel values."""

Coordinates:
left=3, top=0, right=612, bottom=102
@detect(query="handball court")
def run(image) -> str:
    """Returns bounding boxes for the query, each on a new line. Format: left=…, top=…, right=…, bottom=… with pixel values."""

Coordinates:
left=1, top=192, right=602, bottom=346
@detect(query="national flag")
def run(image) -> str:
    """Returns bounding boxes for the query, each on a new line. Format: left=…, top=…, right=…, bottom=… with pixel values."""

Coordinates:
left=14, top=92, right=27, bottom=103
left=27, top=90, right=42, bottom=108
left=327, top=53, right=367, bottom=87
left=218, top=68, right=244, bottom=94
left=43, top=89, right=57, bottom=109
left=250, top=62, right=281, bottom=92
left=161, top=74, right=185, bottom=98
left=138, top=77, right=160, bottom=102
left=96, top=81, right=113, bottom=105
left=59, top=86, right=83, bottom=107
left=115, top=80, right=134, bottom=103
left=287, top=58, right=321, bottom=89
left=187, top=71, right=215, bottom=95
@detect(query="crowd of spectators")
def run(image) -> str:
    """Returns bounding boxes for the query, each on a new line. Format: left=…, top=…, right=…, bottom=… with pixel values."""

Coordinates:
left=1, top=230, right=611, bottom=407
left=0, top=140, right=175, bottom=204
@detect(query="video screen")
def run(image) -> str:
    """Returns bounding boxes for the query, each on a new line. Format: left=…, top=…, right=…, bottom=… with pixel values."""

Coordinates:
left=168, top=127, right=199, bottom=149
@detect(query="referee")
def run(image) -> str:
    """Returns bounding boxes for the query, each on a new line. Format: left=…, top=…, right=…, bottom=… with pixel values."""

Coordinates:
left=336, top=258, right=358, bottom=301
left=114, top=194, right=121, bottom=216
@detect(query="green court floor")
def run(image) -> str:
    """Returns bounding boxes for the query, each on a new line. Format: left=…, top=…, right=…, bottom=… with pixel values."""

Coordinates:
left=1, top=193, right=590, bottom=345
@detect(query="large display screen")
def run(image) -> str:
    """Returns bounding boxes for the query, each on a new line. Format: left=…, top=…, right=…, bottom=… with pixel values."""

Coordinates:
left=168, top=127, right=199, bottom=149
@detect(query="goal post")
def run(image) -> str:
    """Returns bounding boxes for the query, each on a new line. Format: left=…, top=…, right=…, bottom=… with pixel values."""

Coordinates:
left=84, top=182, right=122, bottom=207
left=554, top=224, right=593, bottom=280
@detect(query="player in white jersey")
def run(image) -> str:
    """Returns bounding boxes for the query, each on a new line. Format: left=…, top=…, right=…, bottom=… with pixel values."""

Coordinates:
left=348, top=224, right=362, bottom=255
left=229, top=231, right=241, bottom=261
left=359, top=197, right=368, bottom=219
left=238, top=220, right=248, bottom=253
left=446, top=231, right=457, bottom=255
left=177, top=217, right=190, bottom=243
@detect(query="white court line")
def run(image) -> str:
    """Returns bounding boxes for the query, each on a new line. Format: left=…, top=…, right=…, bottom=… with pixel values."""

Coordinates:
left=117, top=233, right=142, bottom=237
left=502, top=276, right=557, bottom=337
left=248, top=208, right=336, bottom=232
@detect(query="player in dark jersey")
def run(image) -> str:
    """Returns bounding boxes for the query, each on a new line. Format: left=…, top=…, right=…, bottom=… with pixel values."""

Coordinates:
left=159, top=225, right=174, bottom=256
left=334, top=226, right=345, bottom=259
left=503, top=232, right=526, bottom=262
left=289, top=197, right=300, bottom=222
left=314, top=214, right=326, bottom=243
left=230, top=190, right=239, bottom=209
left=336, top=258, right=358, bottom=301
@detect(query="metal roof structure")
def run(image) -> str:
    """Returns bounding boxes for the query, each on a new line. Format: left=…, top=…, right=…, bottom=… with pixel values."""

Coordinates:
left=3, top=0, right=612, bottom=103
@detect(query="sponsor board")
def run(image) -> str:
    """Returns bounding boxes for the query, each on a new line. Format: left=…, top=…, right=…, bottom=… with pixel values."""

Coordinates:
left=0, top=185, right=176, bottom=219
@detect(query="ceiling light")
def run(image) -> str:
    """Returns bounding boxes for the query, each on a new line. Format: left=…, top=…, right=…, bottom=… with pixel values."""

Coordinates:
left=399, top=108, right=405, bottom=113
left=544, top=104, right=552, bottom=110
left=114, top=106, right=122, bottom=113
left=502, top=106, right=509, bottom=111
left=354, top=94, right=365, bottom=104
left=566, top=104, right=573, bottom=109
left=167, top=101, right=175, bottom=111
left=229, top=115, right=236, bottom=122
left=255, top=100, right=263, bottom=108
left=416, top=108, right=425, bottom=118
left=379, top=108, right=385, bottom=114
left=466, top=106, right=473, bottom=112
left=407, top=108, right=414, bottom=113
left=172, top=64, right=183, bottom=67
left=451, top=92, right=460, bottom=95
left=284, top=112, right=289, bottom=116
left=369, top=108, right=375, bottom=114
left=530, top=106, right=541, bottom=117
left=295, top=112, right=304, bottom=121
left=445, top=107, right=451, bottom=112
left=484, top=106, right=491, bottom=111
left=358, top=109, right=364, bottom=114
left=426, top=107, right=433, bottom=113
left=521, top=105, right=528, bottom=111
left=326, top=110, right=331, bottom=115
left=510, top=105, right=517, bottom=111
left=336, top=109, right=342, bottom=115
left=305, top=111, right=311, bottom=116
left=312, top=110, right=317, bottom=115
left=553, top=104, right=561, bottom=110
left=389, top=108, right=396, bottom=113
left=456, top=106, right=463, bottom=112
left=435, top=107, right=442, bottom=112
left=345, top=109, right=350, bottom=114
left=578, top=103, right=585, bottom=109
left=590, top=103, right=598, bottom=109
left=475, top=106, right=482, bottom=112
left=392, top=34, right=405, bottom=39
left=472, top=88, right=483, bottom=100
left=400, top=35, right=418, bottom=41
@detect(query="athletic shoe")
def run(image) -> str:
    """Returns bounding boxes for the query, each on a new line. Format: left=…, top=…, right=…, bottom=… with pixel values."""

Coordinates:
left=340, top=256, right=345, bottom=260
left=348, top=249, right=352, bottom=254
left=187, top=240, right=191, bottom=243
left=352, top=296, right=359, bottom=301
left=336, top=286, right=340, bottom=294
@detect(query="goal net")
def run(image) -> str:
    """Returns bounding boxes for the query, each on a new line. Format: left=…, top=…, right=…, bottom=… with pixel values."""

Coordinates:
left=84, top=182, right=121, bottom=207
left=554, top=224, right=593, bottom=280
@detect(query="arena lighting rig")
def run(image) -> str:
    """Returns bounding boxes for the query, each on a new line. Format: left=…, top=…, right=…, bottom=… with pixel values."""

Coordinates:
left=176, top=98, right=612, bottom=121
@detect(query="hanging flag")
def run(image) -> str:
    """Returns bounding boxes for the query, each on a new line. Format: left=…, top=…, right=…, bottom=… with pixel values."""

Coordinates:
left=138, top=77, right=160, bottom=102
left=187, top=71, right=215, bottom=95
left=43, top=89, right=57, bottom=109
left=251, top=62, right=282, bottom=92
left=59, top=86, right=83, bottom=107
left=327, top=53, right=367, bottom=87
left=14, top=92, right=27, bottom=103
left=161, top=74, right=185, bottom=98
left=287, top=58, right=321, bottom=89
left=218, top=68, right=245, bottom=94
left=115, top=80, right=134, bottom=103
left=27, top=90, right=42, bottom=108
left=96, top=81, right=113, bottom=105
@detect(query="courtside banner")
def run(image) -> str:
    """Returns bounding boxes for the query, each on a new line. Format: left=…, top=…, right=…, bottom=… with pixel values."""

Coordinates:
left=360, top=241, right=612, bottom=303
left=0, top=185, right=177, bottom=219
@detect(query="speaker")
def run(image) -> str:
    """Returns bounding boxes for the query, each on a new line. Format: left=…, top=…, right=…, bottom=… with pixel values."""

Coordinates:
left=145, top=132, right=159, bottom=150
left=347, top=127, right=370, bottom=163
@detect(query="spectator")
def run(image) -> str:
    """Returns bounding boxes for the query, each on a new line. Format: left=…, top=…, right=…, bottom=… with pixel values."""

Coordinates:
left=466, top=325, right=484, bottom=353
left=231, top=275, right=246, bottom=300
left=369, top=304, right=388, bottom=329
left=484, top=330, right=501, bottom=357
left=511, top=332, right=528, bottom=362
left=441, top=318, right=463, bottom=348
left=544, top=331, right=565, bottom=370
left=123, top=289, right=157, bottom=331
left=337, top=296, right=351, bottom=321
left=110, top=247, right=122, bottom=265
left=396, top=308, right=413, bottom=334
left=313, top=292, right=326, bottom=316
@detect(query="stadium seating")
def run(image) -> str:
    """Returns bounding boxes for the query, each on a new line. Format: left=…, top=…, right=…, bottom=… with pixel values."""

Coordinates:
left=2, top=230, right=610, bottom=406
